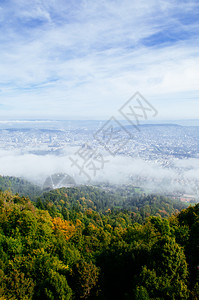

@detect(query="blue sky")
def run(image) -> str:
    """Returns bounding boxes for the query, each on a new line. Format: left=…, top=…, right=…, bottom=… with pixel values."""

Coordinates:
left=0, top=0, right=199, bottom=120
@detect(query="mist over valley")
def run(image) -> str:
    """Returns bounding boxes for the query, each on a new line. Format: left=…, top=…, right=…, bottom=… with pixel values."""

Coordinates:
left=0, top=120, right=198, bottom=201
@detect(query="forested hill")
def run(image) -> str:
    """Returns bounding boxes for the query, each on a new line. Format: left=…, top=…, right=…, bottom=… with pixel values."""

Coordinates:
left=0, top=176, right=188, bottom=223
left=0, top=190, right=198, bottom=299
left=38, top=186, right=188, bottom=223
left=0, top=175, right=42, bottom=200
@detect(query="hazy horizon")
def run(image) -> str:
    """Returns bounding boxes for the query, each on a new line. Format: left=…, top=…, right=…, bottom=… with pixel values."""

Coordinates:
left=1, top=118, right=199, bottom=127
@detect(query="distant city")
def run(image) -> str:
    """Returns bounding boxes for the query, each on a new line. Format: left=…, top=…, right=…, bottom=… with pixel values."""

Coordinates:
left=0, top=120, right=199, bottom=158
left=0, top=120, right=198, bottom=201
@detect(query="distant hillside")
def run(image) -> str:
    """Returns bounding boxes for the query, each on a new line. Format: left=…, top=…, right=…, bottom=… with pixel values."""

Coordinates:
left=0, top=175, right=42, bottom=200
left=38, top=185, right=188, bottom=223
left=0, top=176, right=189, bottom=222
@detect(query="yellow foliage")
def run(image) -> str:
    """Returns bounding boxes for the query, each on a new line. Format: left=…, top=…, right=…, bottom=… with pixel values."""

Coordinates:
left=52, top=217, right=76, bottom=240
left=88, top=223, right=96, bottom=231
left=114, top=226, right=125, bottom=236
left=76, top=219, right=83, bottom=228
left=32, top=248, right=45, bottom=255
left=105, top=224, right=112, bottom=231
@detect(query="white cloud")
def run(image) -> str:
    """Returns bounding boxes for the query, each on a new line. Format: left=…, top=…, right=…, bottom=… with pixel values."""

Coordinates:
left=0, top=0, right=199, bottom=119
left=0, top=149, right=198, bottom=196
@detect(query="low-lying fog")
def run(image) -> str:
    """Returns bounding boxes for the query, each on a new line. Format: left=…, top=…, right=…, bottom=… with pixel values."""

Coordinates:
left=0, top=148, right=198, bottom=198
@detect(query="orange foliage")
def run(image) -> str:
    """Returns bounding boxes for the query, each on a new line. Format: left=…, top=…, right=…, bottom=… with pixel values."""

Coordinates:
left=86, top=209, right=93, bottom=215
left=52, top=217, right=76, bottom=240
left=87, top=223, right=97, bottom=232
left=76, top=219, right=83, bottom=228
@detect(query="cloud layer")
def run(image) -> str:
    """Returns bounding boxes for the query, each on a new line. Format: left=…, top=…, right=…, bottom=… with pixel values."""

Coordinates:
left=0, top=149, right=198, bottom=197
left=0, top=0, right=199, bottom=119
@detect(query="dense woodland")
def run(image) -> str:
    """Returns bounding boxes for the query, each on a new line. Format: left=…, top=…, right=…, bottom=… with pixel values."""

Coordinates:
left=0, top=176, right=198, bottom=299
left=0, top=176, right=42, bottom=200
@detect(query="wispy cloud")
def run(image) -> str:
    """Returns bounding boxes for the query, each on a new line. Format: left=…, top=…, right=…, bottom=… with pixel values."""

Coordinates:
left=0, top=0, right=199, bottom=119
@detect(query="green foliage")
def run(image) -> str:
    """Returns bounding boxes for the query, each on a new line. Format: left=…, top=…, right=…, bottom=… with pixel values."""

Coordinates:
left=137, top=236, right=189, bottom=299
left=0, top=188, right=198, bottom=299
left=177, top=204, right=199, bottom=291
left=38, top=185, right=188, bottom=222
left=70, top=260, right=100, bottom=299
left=0, top=176, right=42, bottom=200
left=135, top=285, right=150, bottom=300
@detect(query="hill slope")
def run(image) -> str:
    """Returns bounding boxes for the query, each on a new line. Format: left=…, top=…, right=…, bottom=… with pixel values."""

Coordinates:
left=0, top=189, right=198, bottom=299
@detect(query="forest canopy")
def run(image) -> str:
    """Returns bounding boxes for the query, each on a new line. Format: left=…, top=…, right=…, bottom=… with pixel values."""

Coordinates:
left=0, top=186, right=198, bottom=299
